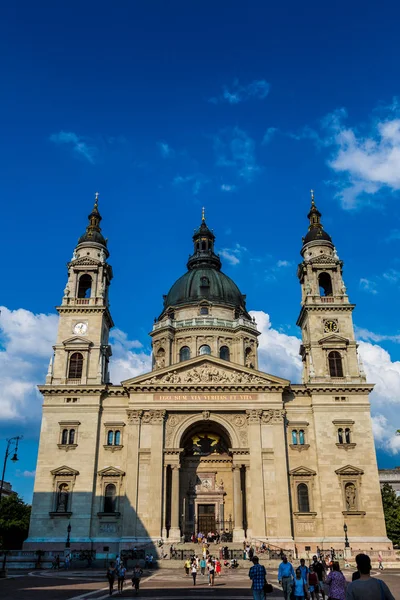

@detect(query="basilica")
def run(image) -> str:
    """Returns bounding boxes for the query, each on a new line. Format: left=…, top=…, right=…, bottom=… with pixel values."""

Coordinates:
left=26, top=193, right=392, bottom=555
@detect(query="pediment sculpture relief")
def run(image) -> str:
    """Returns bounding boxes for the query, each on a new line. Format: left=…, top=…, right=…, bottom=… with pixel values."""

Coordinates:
left=145, top=363, right=270, bottom=386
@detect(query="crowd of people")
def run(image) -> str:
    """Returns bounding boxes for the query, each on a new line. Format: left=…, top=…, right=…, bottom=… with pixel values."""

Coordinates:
left=190, top=529, right=231, bottom=544
left=258, top=552, right=396, bottom=600
left=106, top=555, right=143, bottom=596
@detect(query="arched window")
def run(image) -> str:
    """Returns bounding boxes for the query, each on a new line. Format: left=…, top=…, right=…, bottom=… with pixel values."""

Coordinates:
left=318, top=272, right=333, bottom=296
left=199, top=345, right=211, bottom=355
left=68, top=429, right=75, bottom=444
left=338, top=428, right=344, bottom=444
left=104, top=483, right=117, bottom=513
left=200, top=306, right=209, bottom=315
left=78, top=274, right=92, bottom=298
left=328, top=351, right=343, bottom=377
left=297, top=483, right=310, bottom=513
left=299, top=430, right=305, bottom=445
left=179, top=346, right=191, bottom=362
left=61, top=429, right=68, bottom=445
left=114, top=430, right=121, bottom=446
left=292, top=430, right=298, bottom=445
left=156, top=347, right=165, bottom=369
left=345, top=428, right=351, bottom=444
left=68, top=353, right=83, bottom=379
left=219, top=346, right=230, bottom=361
left=107, top=430, right=114, bottom=446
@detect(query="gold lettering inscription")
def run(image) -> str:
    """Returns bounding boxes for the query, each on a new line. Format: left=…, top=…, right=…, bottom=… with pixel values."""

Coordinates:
left=154, top=393, right=258, bottom=401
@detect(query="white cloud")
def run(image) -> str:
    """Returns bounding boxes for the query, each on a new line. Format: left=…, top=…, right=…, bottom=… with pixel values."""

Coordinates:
left=16, top=469, right=36, bottom=478
left=220, top=184, right=237, bottom=192
left=262, top=127, right=278, bottom=145
left=209, top=79, right=270, bottom=104
left=356, top=326, right=400, bottom=344
left=50, top=131, right=97, bottom=164
left=383, top=269, right=400, bottom=283
left=251, top=311, right=302, bottom=382
left=109, top=329, right=151, bottom=383
left=214, top=127, right=260, bottom=182
left=173, top=174, right=207, bottom=196
left=157, top=141, right=175, bottom=158
left=219, top=243, right=248, bottom=266
left=359, top=277, right=378, bottom=294
left=276, top=260, right=292, bottom=268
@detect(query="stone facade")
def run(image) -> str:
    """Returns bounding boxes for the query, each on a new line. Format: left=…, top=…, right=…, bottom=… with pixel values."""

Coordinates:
left=25, top=194, right=392, bottom=555
left=379, top=467, right=400, bottom=496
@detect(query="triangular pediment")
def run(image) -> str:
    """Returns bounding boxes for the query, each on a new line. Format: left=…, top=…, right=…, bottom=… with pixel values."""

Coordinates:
left=319, top=334, right=349, bottom=345
left=122, top=355, right=289, bottom=389
left=51, top=465, right=80, bottom=476
left=98, top=466, right=125, bottom=478
left=335, top=464, right=364, bottom=476
left=289, top=466, right=316, bottom=476
left=70, top=256, right=100, bottom=267
left=63, top=336, right=93, bottom=346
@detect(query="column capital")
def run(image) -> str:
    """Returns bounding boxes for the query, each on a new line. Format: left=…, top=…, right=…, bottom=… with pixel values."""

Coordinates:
left=246, top=409, right=262, bottom=423
left=142, top=409, right=166, bottom=424
left=126, top=409, right=143, bottom=424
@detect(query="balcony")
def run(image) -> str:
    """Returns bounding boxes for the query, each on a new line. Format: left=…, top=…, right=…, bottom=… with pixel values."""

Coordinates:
left=152, top=316, right=258, bottom=332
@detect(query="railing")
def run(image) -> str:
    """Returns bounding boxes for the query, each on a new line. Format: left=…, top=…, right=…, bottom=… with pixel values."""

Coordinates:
left=67, top=379, right=81, bottom=384
left=153, top=317, right=257, bottom=332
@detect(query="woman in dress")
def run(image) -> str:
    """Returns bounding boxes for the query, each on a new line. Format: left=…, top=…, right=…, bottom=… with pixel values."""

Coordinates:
left=326, top=561, right=347, bottom=600
left=215, top=559, right=222, bottom=577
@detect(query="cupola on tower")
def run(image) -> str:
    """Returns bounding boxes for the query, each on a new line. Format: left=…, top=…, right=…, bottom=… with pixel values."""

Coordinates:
left=150, top=210, right=260, bottom=370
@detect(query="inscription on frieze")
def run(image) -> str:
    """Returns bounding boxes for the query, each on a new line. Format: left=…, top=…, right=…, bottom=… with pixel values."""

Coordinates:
left=154, top=393, right=258, bottom=401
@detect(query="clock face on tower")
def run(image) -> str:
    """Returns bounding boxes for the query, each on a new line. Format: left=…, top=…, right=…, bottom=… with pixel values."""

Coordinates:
left=324, top=320, right=338, bottom=334
left=73, top=322, right=88, bottom=335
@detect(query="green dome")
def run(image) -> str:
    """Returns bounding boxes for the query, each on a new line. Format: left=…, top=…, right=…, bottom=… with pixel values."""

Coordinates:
left=165, top=267, right=246, bottom=310
left=159, top=214, right=249, bottom=319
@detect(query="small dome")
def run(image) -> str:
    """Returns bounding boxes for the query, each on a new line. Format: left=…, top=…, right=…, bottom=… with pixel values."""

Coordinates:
left=303, top=228, right=332, bottom=245
left=78, top=229, right=107, bottom=246
left=77, top=194, right=107, bottom=248
left=165, top=267, right=246, bottom=311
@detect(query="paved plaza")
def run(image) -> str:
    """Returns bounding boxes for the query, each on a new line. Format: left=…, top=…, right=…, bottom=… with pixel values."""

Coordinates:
left=1, top=567, right=400, bottom=600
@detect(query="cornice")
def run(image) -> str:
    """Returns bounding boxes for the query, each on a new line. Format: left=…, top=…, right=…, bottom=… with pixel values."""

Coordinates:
left=150, top=324, right=259, bottom=337
left=39, top=384, right=108, bottom=395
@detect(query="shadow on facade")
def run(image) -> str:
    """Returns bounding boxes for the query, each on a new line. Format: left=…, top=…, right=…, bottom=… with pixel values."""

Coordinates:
left=20, top=491, right=160, bottom=570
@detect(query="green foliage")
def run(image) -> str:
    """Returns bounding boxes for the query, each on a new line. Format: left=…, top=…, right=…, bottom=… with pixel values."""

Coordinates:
left=381, top=483, right=400, bottom=547
left=0, top=494, right=31, bottom=549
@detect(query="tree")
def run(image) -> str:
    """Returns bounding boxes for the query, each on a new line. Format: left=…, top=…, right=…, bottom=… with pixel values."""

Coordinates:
left=0, top=494, right=31, bottom=549
left=381, top=483, right=400, bottom=547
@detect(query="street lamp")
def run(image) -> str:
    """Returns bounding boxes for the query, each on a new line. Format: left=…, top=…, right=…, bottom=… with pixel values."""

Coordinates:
left=66, top=523, right=71, bottom=548
left=0, top=436, right=23, bottom=506
left=343, top=522, right=350, bottom=548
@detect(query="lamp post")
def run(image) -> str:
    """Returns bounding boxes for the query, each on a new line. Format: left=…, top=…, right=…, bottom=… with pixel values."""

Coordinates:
left=343, top=522, right=351, bottom=564
left=0, top=436, right=22, bottom=506
left=66, top=524, right=71, bottom=548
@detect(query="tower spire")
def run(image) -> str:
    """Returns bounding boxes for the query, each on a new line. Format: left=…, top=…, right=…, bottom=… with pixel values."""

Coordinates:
left=202, top=206, right=205, bottom=222
left=302, top=189, right=332, bottom=248
left=77, top=192, right=108, bottom=249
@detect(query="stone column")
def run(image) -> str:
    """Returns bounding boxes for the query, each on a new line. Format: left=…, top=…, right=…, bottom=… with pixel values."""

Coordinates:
left=169, top=464, right=181, bottom=541
left=121, top=410, right=142, bottom=541
left=246, top=409, right=266, bottom=539
left=148, top=410, right=166, bottom=538
left=232, top=464, right=244, bottom=541
left=161, top=464, right=168, bottom=540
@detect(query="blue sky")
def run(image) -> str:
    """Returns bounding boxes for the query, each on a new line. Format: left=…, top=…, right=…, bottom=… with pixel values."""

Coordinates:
left=2, top=1, right=400, bottom=502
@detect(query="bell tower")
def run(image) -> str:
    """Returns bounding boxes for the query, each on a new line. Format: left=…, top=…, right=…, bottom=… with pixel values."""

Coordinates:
left=296, top=191, right=365, bottom=383
left=47, top=193, right=114, bottom=385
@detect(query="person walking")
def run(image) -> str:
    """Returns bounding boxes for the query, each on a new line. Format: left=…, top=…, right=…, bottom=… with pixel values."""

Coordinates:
left=131, top=564, right=143, bottom=596
left=298, top=558, right=309, bottom=584
left=207, top=556, right=215, bottom=586
left=378, top=551, right=384, bottom=570
left=293, top=568, right=308, bottom=600
left=117, top=561, right=127, bottom=595
left=106, top=562, right=117, bottom=597
left=278, top=555, right=295, bottom=600
left=184, top=558, right=191, bottom=575
left=200, top=556, right=206, bottom=575
left=346, top=554, right=394, bottom=600
left=64, top=552, right=71, bottom=570
left=308, top=565, right=319, bottom=600
left=248, top=556, right=268, bottom=600
left=191, top=561, right=197, bottom=585
left=326, top=561, right=346, bottom=600
left=311, top=555, right=326, bottom=599
left=215, top=558, right=222, bottom=577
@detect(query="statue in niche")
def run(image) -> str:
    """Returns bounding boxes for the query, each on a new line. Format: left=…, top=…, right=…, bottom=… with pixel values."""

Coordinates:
left=57, top=483, right=69, bottom=512
left=63, top=284, right=70, bottom=298
left=190, top=433, right=227, bottom=456
left=345, top=483, right=357, bottom=511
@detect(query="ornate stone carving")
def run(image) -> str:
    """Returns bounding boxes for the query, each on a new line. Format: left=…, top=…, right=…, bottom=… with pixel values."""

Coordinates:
left=202, top=410, right=210, bottom=420
left=165, top=413, right=185, bottom=446
left=232, top=414, right=246, bottom=428
left=145, top=363, right=269, bottom=385
left=126, top=410, right=143, bottom=424
left=142, top=409, right=166, bottom=424
left=246, top=409, right=263, bottom=423
left=261, top=409, right=286, bottom=424
left=239, top=429, right=248, bottom=446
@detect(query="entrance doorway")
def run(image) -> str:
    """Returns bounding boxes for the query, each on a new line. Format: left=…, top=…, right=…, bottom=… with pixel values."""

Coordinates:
left=198, top=504, right=215, bottom=532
